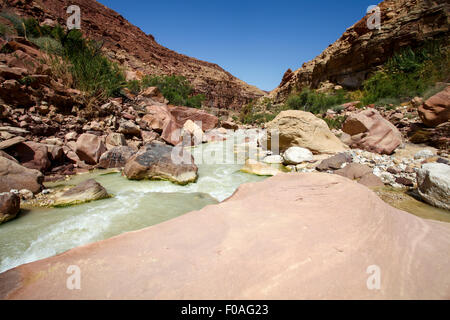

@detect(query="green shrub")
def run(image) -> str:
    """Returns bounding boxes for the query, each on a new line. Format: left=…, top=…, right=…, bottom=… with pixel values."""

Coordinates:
left=323, top=115, right=347, bottom=130
left=62, top=30, right=125, bottom=105
left=126, top=80, right=141, bottom=94
left=0, top=12, right=48, bottom=39
left=140, top=75, right=205, bottom=108
left=362, top=41, right=450, bottom=105
left=0, top=23, right=13, bottom=38
left=30, top=36, right=63, bottom=55
left=0, top=13, right=126, bottom=109
left=284, top=88, right=348, bottom=114
left=238, top=101, right=276, bottom=124
left=185, top=93, right=205, bottom=109
left=0, top=11, right=24, bottom=36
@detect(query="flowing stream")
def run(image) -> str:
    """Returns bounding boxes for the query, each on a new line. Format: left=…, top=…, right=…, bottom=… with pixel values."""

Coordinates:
left=1, top=130, right=448, bottom=274
left=0, top=132, right=267, bottom=273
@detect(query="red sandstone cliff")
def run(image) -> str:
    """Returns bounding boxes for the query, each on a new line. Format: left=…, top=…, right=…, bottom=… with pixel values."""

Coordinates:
left=270, top=0, right=450, bottom=103
left=0, top=0, right=264, bottom=109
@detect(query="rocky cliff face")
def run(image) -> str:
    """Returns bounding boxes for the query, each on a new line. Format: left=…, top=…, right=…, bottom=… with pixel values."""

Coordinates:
left=270, top=0, right=450, bottom=103
left=0, top=0, right=264, bottom=109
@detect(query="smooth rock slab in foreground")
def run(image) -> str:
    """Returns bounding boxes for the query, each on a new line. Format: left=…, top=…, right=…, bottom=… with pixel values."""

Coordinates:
left=1, top=173, right=449, bottom=299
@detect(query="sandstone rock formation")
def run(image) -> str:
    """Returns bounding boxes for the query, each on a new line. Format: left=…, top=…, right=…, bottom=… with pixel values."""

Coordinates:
left=0, top=192, right=20, bottom=224
left=418, top=86, right=450, bottom=127
left=0, top=37, right=82, bottom=110
left=342, top=109, right=403, bottom=155
left=270, top=0, right=450, bottom=103
left=1, top=173, right=449, bottom=299
left=261, top=110, right=348, bottom=154
left=105, top=133, right=127, bottom=150
left=2, top=0, right=264, bottom=109
left=98, top=146, right=136, bottom=169
left=142, top=105, right=219, bottom=146
left=75, top=133, right=107, bottom=165
left=282, top=147, right=313, bottom=165
left=142, top=105, right=182, bottom=146
left=123, top=142, right=198, bottom=185
left=6, top=141, right=51, bottom=172
left=52, top=179, right=110, bottom=207
left=180, top=119, right=205, bottom=146
left=263, top=155, right=284, bottom=164
left=240, top=159, right=280, bottom=176
left=416, top=162, right=450, bottom=210
left=0, top=156, right=44, bottom=194
left=117, top=120, right=141, bottom=137
left=168, top=106, right=219, bottom=131
left=335, top=163, right=384, bottom=188
left=316, top=153, right=352, bottom=171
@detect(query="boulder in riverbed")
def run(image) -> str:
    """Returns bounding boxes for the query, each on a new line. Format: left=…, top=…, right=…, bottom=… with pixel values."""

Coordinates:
left=282, top=147, right=313, bottom=165
left=316, top=153, right=352, bottom=171
left=261, top=110, right=347, bottom=154
left=342, top=109, right=402, bottom=155
left=98, top=146, right=136, bottom=169
left=168, top=105, right=219, bottom=131
left=0, top=156, right=44, bottom=194
left=142, top=105, right=182, bottom=146
left=0, top=192, right=20, bottom=224
left=52, top=179, right=110, bottom=207
left=124, top=142, right=198, bottom=185
left=105, top=133, right=127, bottom=150
left=335, top=163, right=384, bottom=188
left=418, top=86, right=450, bottom=127
left=416, top=163, right=450, bottom=210
left=181, top=119, right=205, bottom=146
left=6, top=141, right=51, bottom=172
left=240, top=159, right=280, bottom=176
left=75, top=133, right=107, bottom=165
left=263, top=155, right=284, bottom=164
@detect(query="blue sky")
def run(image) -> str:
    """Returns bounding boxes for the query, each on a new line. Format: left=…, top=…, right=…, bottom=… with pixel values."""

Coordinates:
left=98, top=0, right=378, bottom=91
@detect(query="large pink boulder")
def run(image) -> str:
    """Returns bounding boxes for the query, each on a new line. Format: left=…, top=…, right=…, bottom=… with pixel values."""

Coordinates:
left=142, top=105, right=182, bottom=145
left=6, top=141, right=51, bottom=172
left=1, top=173, right=449, bottom=299
left=418, top=86, right=450, bottom=127
left=168, top=105, right=219, bottom=131
left=75, top=134, right=107, bottom=165
left=141, top=105, right=219, bottom=145
left=0, top=156, right=44, bottom=194
left=123, top=142, right=198, bottom=185
left=342, top=109, right=402, bottom=154
left=0, top=192, right=20, bottom=225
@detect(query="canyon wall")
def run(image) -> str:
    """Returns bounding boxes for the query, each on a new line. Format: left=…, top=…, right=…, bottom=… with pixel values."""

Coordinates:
left=0, top=0, right=265, bottom=109
left=270, top=0, right=450, bottom=103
